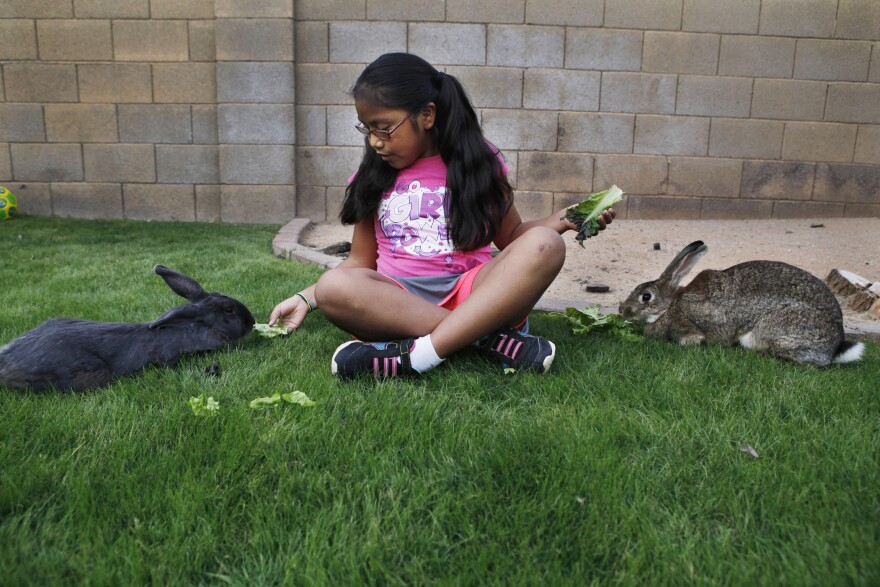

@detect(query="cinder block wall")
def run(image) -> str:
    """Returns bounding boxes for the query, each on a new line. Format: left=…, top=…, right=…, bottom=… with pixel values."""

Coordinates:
left=1, top=0, right=878, bottom=223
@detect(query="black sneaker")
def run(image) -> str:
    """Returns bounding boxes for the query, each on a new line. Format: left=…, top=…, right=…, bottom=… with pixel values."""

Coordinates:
left=476, top=327, right=556, bottom=373
left=331, top=339, right=416, bottom=379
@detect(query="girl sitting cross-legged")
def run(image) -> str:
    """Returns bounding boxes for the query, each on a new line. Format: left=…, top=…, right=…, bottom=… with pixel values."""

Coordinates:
left=269, top=52, right=614, bottom=379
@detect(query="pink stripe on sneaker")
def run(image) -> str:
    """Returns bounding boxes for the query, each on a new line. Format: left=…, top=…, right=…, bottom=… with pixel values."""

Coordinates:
left=373, top=358, right=379, bottom=377
left=510, top=340, right=522, bottom=359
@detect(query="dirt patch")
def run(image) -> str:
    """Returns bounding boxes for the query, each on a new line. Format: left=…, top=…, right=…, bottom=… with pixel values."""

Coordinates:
left=301, top=217, right=880, bottom=324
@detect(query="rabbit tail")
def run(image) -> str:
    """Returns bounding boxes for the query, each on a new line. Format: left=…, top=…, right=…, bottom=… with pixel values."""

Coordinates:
left=833, top=340, right=865, bottom=364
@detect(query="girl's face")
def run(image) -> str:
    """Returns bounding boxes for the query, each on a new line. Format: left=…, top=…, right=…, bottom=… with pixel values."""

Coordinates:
left=354, top=99, right=438, bottom=170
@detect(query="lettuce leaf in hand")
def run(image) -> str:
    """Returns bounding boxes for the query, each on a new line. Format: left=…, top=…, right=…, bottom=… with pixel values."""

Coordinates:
left=564, top=185, right=624, bottom=246
left=254, top=323, right=290, bottom=338
left=552, top=305, right=643, bottom=342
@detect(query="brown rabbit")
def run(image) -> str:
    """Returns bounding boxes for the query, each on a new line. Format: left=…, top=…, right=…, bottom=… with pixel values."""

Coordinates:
left=618, top=241, right=864, bottom=367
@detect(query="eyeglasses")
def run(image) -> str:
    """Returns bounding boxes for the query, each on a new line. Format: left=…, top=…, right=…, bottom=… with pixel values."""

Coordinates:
left=355, top=113, right=412, bottom=141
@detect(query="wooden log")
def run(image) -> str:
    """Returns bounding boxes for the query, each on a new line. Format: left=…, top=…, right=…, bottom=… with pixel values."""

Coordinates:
left=826, top=268, right=872, bottom=297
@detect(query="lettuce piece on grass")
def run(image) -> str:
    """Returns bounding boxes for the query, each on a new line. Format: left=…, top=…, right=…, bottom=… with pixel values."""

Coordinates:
left=188, top=394, right=220, bottom=416
left=552, top=305, right=644, bottom=342
left=564, top=185, right=624, bottom=246
left=249, top=391, right=315, bottom=409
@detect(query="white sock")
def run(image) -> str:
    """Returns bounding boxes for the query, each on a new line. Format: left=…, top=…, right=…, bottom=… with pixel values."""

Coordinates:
left=408, top=334, right=444, bottom=373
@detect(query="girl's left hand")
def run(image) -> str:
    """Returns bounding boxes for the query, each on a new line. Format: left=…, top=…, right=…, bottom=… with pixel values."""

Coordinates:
left=554, top=207, right=616, bottom=234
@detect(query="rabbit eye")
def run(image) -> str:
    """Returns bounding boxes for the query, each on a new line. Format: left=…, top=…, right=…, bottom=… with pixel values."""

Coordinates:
left=641, top=292, right=653, bottom=303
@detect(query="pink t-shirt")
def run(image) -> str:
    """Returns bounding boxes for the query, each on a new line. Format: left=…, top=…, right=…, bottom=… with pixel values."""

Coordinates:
left=368, top=154, right=504, bottom=278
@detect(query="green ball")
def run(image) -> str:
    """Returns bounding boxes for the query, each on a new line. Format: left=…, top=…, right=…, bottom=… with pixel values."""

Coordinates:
left=0, top=186, right=17, bottom=221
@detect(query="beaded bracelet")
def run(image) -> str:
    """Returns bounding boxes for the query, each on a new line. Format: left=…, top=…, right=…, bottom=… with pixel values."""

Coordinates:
left=294, top=292, right=314, bottom=313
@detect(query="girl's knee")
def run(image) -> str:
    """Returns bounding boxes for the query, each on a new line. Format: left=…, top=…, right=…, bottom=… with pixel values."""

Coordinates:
left=521, top=226, right=566, bottom=264
left=315, top=268, right=357, bottom=310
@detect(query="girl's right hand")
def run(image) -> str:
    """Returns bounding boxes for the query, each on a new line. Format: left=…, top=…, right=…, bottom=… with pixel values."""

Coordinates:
left=268, top=294, right=311, bottom=333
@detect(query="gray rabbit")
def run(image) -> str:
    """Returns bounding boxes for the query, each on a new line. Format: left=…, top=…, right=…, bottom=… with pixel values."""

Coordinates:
left=0, top=265, right=255, bottom=392
left=618, top=241, right=865, bottom=367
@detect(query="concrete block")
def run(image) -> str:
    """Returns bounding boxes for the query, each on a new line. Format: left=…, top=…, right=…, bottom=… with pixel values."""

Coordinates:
left=445, top=66, right=523, bottom=108
left=600, top=73, right=677, bottom=114
left=480, top=110, right=558, bottom=151
left=196, top=185, right=221, bottom=222
left=297, top=106, right=328, bottom=146
left=825, top=83, right=880, bottom=124
left=189, top=20, right=216, bottom=62
left=835, top=0, right=880, bottom=40
left=525, top=0, right=602, bottom=26
left=295, top=146, right=361, bottom=186
left=326, top=186, right=346, bottom=220
left=517, top=152, right=593, bottom=192
left=854, top=125, right=880, bottom=164
left=113, top=20, right=189, bottom=61
left=295, top=64, right=361, bottom=105
left=218, top=104, right=296, bottom=144
left=296, top=185, right=327, bottom=222
left=192, top=106, right=218, bottom=144
left=296, top=22, right=328, bottom=63
left=448, top=0, right=524, bottom=23
left=327, top=106, right=362, bottom=147
left=83, top=144, right=156, bottom=182
left=782, top=122, right=857, bottom=163
left=709, top=118, right=784, bottom=159
left=124, top=184, right=195, bottom=222
left=119, top=105, right=192, bottom=144
left=216, top=19, right=293, bottom=62
left=605, top=0, right=683, bottom=30
left=565, top=28, right=642, bottom=72
left=634, top=115, right=710, bottom=157
left=668, top=157, right=742, bottom=198
left=675, top=75, right=752, bottom=118
left=794, top=40, right=872, bottom=82
left=626, top=195, right=702, bottom=219
left=73, top=0, right=148, bottom=18
left=718, top=35, right=795, bottom=78
left=156, top=145, right=220, bottom=184
left=151, top=0, right=214, bottom=18
left=642, top=32, right=720, bottom=75
left=751, top=79, right=826, bottom=121
left=220, top=145, right=295, bottom=185
left=487, top=25, right=564, bottom=68
left=514, top=191, right=554, bottom=221
left=682, top=0, right=760, bottom=34
left=3, top=63, right=77, bottom=102
left=153, top=64, right=216, bottom=104
left=218, top=62, right=295, bottom=103
left=0, top=104, right=45, bottom=141
left=367, top=0, right=445, bottom=20
left=701, top=198, right=774, bottom=219
left=844, top=202, right=880, bottom=217
left=12, top=144, right=83, bottom=182
left=523, top=69, right=600, bottom=111
left=0, top=20, right=37, bottom=60
left=408, top=23, right=486, bottom=66
left=0, top=144, right=11, bottom=181
left=813, top=163, right=880, bottom=203
left=52, top=182, right=122, bottom=219
left=594, top=154, right=667, bottom=194
left=44, top=104, right=117, bottom=143
left=0, top=0, right=72, bottom=18
left=36, top=19, right=112, bottom=61
left=558, top=113, right=634, bottom=154
left=215, top=0, right=291, bottom=17
left=329, top=21, right=406, bottom=64
left=759, top=0, right=837, bottom=37
left=772, top=200, right=844, bottom=218
left=12, top=183, right=53, bottom=216
left=741, top=161, right=815, bottom=201
left=78, top=64, right=151, bottom=103
left=220, top=185, right=296, bottom=224
left=295, top=0, right=363, bottom=20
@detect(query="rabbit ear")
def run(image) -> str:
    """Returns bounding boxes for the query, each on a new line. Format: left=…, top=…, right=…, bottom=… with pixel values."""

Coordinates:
left=154, top=265, right=208, bottom=302
left=148, top=304, right=203, bottom=330
left=658, top=241, right=708, bottom=291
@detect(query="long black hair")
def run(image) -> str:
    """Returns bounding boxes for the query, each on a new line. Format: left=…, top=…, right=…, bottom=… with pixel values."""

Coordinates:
left=340, top=53, right=512, bottom=251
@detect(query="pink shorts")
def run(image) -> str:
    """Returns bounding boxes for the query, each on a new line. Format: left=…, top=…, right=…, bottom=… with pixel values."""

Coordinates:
left=386, top=262, right=487, bottom=311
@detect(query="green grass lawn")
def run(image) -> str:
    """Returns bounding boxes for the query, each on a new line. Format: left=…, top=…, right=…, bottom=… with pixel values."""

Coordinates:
left=1, top=216, right=878, bottom=585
